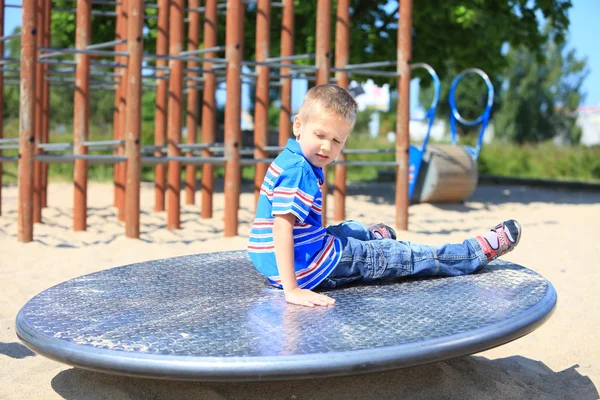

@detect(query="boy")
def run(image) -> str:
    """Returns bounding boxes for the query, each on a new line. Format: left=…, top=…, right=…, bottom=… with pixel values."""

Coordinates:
left=248, top=84, right=521, bottom=308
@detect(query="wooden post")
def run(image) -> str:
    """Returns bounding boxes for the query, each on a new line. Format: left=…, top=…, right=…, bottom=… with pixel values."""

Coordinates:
left=153, top=0, right=169, bottom=212
left=33, top=0, right=45, bottom=224
left=41, top=0, right=51, bottom=209
left=73, top=0, right=91, bottom=232
left=116, top=0, right=128, bottom=221
left=18, top=0, right=37, bottom=242
left=395, top=0, right=412, bottom=231
left=315, top=0, right=331, bottom=227
left=113, top=0, right=123, bottom=208
left=124, top=0, right=144, bottom=238
left=166, top=0, right=185, bottom=229
left=201, top=0, right=217, bottom=219
left=185, top=0, right=201, bottom=205
left=278, top=0, right=293, bottom=147
left=333, top=0, right=349, bottom=222
left=253, top=0, right=270, bottom=207
left=223, top=0, right=242, bottom=237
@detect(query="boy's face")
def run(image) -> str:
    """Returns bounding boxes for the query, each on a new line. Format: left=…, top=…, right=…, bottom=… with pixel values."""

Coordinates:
left=293, top=109, right=352, bottom=168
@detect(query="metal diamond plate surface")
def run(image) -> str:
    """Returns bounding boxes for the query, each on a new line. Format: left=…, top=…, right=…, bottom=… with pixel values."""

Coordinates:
left=16, top=250, right=556, bottom=381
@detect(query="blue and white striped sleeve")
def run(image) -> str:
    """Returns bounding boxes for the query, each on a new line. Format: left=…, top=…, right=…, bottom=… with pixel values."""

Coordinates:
left=271, top=167, right=317, bottom=223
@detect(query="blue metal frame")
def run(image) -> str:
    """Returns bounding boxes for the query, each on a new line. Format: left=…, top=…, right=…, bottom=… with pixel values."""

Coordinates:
left=448, top=68, right=494, bottom=159
left=408, top=63, right=441, bottom=200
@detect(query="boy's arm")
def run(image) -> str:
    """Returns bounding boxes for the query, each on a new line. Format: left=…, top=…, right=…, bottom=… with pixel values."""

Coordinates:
left=273, top=213, right=336, bottom=307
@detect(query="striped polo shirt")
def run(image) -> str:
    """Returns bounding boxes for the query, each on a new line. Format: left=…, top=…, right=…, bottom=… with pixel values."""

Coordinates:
left=248, top=139, right=342, bottom=289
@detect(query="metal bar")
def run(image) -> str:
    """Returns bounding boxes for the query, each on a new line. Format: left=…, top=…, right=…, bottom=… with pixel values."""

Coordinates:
left=18, top=0, right=36, bottom=242
left=166, top=0, right=185, bottom=229
left=87, top=38, right=127, bottom=50
left=243, top=60, right=318, bottom=70
left=253, top=0, right=271, bottom=206
left=316, top=0, right=331, bottom=227
left=344, top=60, right=397, bottom=70
left=396, top=0, right=412, bottom=231
left=201, top=0, right=217, bottom=219
left=142, top=156, right=226, bottom=166
left=0, top=156, right=18, bottom=162
left=38, top=47, right=128, bottom=59
left=332, top=67, right=399, bottom=77
left=343, top=148, right=395, bottom=154
left=278, top=0, right=293, bottom=147
left=0, top=33, right=19, bottom=41
left=0, top=57, right=19, bottom=64
left=84, top=139, right=125, bottom=146
left=37, top=142, right=73, bottom=151
left=185, top=0, right=201, bottom=205
left=0, top=144, right=19, bottom=150
left=124, top=0, right=144, bottom=238
left=332, top=160, right=398, bottom=167
left=37, top=59, right=127, bottom=68
left=144, top=53, right=226, bottom=63
left=334, top=0, right=350, bottom=222
left=36, top=154, right=127, bottom=163
left=266, top=53, right=314, bottom=63
left=180, top=45, right=226, bottom=56
left=153, top=0, right=168, bottom=213
left=0, top=138, right=18, bottom=143
left=224, top=0, right=243, bottom=237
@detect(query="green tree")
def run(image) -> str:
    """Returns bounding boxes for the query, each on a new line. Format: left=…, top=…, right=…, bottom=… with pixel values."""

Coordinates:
left=47, top=0, right=573, bottom=88
left=493, top=24, right=588, bottom=144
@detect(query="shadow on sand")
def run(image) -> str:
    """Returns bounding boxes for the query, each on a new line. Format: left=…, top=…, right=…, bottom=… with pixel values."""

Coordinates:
left=50, top=356, right=598, bottom=400
left=0, top=342, right=36, bottom=359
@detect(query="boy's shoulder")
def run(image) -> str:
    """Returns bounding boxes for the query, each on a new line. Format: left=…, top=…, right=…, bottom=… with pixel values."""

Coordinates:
left=273, top=149, right=313, bottom=175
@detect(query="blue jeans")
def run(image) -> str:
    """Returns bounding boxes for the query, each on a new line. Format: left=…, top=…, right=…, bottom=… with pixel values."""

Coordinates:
left=318, top=220, right=488, bottom=289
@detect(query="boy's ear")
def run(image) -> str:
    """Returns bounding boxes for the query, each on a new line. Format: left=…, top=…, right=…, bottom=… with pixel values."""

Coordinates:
left=292, top=115, right=302, bottom=138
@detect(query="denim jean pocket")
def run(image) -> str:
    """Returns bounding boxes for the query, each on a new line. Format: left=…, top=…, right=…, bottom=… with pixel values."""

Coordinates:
left=372, top=240, right=412, bottom=279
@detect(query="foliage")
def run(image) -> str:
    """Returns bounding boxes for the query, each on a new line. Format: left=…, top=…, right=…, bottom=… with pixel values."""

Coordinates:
left=493, top=24, right=588, bottom=144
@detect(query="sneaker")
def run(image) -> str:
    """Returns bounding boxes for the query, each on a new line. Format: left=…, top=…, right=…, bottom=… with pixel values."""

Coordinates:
left=368, top=223, right=397, bottom=240
left=475, top=219, right=522, bottom=262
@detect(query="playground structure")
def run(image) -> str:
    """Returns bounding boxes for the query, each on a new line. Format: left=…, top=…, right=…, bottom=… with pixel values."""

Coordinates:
left=0, top=0, right=492, bottom=243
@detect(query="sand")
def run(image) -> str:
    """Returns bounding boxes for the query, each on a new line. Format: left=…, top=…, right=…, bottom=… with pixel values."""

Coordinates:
left=1, top=180, right=599, bottom=399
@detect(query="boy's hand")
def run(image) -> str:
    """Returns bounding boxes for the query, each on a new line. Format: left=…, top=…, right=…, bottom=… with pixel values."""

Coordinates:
left=284, top=287, right=336, bottom=308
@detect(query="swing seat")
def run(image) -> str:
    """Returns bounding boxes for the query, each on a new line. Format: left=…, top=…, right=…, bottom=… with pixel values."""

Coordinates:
left=16, top=250, right=556, bottom=381
left=412, top=144, right=478, bottom=203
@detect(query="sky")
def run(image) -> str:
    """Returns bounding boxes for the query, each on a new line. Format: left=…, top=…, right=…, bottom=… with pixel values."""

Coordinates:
left=2, top=1, right=599, bottom=107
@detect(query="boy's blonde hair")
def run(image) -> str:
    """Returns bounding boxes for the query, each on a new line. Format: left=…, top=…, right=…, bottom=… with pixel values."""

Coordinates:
left=298, top=84, right=357, bottom=127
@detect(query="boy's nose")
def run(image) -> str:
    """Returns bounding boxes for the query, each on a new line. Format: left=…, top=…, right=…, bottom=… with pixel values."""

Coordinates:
left=321, top=141, right=331, bottom=152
